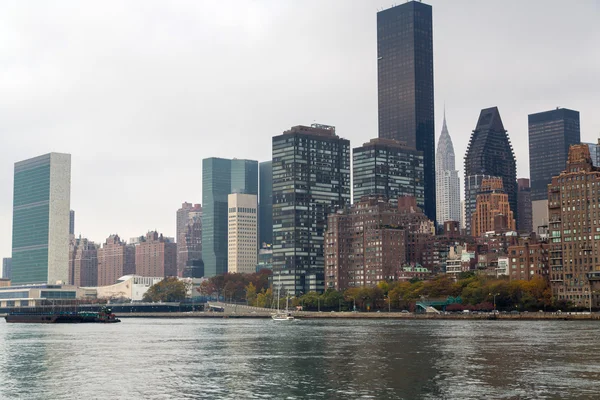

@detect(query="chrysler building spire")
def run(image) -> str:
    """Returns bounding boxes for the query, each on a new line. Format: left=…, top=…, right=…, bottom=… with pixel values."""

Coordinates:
left=435, top=110, right=461, bottom=226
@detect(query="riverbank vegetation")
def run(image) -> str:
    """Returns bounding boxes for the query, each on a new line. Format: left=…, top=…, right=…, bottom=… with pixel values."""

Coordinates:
left=143, top=277, right=189, bottom=302
left=198, top=271, right=575, bottom=312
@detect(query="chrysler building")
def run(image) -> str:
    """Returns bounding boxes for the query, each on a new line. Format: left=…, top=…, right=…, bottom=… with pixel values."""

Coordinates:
left=435, top=111, right=460, bottom=226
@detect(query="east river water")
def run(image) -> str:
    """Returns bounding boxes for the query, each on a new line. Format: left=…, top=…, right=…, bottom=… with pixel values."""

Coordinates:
left=1, top=318, right=600, bottom=399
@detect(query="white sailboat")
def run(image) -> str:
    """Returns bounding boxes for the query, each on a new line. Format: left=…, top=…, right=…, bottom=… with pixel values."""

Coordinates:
left=271, top=277, right=294, bottom=321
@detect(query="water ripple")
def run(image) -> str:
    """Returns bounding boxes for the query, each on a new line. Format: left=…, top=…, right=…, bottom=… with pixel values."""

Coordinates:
left=1, top=319, right=600, bottom=399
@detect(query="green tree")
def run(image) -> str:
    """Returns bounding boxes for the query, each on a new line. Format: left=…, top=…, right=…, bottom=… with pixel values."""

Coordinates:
left=346, top=287, right=383, bottom=311
left=256, top=288, right=273, bottom=308
left=336, top=273, right=558, bottom=311
left=377, top=281, right=390, bottom=295
left=458, top=271, right=476, bottom=280
left=143, top=277, right=188, bottom=302
left=245, top=282, right=257, bottom=306
left=461, top=279, right=486, bottom=305
left=197, top=271, right=273, bottom=302
left=322, top=289, right=345, bottom=310
left=300, top=291, right=321, bottom=310
left=423, top=275, right=459, bottom=298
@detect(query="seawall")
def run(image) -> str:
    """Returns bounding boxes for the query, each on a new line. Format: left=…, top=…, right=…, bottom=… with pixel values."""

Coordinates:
left=108, top=311, right=600, bottom=320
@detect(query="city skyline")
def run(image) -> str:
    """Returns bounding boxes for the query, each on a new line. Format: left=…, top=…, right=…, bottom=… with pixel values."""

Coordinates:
left=0, top=1, right=599, bottom=257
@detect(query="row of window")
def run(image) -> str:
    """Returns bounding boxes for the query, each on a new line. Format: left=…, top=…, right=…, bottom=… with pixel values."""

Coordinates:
left=228, top=207, right=257, bottom=214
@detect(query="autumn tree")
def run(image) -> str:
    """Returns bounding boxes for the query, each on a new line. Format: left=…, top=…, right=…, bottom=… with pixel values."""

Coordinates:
left=245, top=282, right=257, bottom=306
left=196, top=270, right=273, bottom=302
left=256, top=288, right=273, bottom=308
left=143, top=277, right=188, bottom=302
left=423, top=275, right=459, bottom=298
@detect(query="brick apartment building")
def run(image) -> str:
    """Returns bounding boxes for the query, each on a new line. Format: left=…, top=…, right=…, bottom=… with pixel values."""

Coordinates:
left=548, top=144, right=600, bottom=308
left=325, top=196, right=405, bottom=291
left=135, top=231, right=177, bottom=278
left=69, top=237, right=98, bottom=287
left=97, top=234, right=136, bottom=286
left=471, top=177, right=516, bottom=237
left=508, top=238, right=549, bottom=281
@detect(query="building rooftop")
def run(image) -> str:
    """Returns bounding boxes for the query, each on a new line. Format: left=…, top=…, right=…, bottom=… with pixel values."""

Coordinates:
left=283, top=124, right=340, bottom=139
left=359, top=138, right=411, bottom=149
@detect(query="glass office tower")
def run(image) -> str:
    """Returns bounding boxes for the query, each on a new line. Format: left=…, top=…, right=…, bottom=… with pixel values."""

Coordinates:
left=377, top=1, right=435, bottom=222
left=353, top=138, right=424, bottom=207
left=258, top=161, right=273, bottom=247
left=464, top=107, right=517, bottom=233
left=272, top=124, right=350, bottom=295
left=202, top=158, right=258, bottom=277
left=528, top=108, right=580, bottom=201
left=11, top=153, right=71, bottom=285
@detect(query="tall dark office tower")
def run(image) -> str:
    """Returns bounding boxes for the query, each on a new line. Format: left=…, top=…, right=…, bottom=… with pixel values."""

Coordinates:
left=528, top=108, right=580, bottom=231
left=377, top=1, right=435, bottom=222
left=259, top=161, right=273, bottom=247
left=517, top=178, right=533, bottom=234
left=353, top=138, right=424, bottom=207
left=528, top=108, right=580, bottom=201
left=464, top=107, right=517, bottom=233
left=272, top=124, right=350, bottom=295
left=202, top=158, right=258, bottom=277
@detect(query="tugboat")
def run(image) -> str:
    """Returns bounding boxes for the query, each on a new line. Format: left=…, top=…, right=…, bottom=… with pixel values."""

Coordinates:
left=5, top=305, right=120, bottom=324
left=79, top=306, right=121, bottom=323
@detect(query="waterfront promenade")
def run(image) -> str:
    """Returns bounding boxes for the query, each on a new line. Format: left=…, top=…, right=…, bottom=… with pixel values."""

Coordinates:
left=3, top=302, right=600, bottom=320
left=110, top=311, right=600, bottom=320
left=115, top=302, right=600, bottom=320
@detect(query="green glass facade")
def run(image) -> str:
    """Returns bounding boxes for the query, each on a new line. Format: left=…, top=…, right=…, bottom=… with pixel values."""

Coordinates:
left=12, top=157, right=51, bottom=284
left=11, top=153, right=71, bottom=285
left=202, top=158, right=258, bottom=277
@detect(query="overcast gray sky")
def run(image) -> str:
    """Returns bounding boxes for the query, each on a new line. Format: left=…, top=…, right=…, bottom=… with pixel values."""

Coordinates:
left=1, top=0, right=599, bottom=257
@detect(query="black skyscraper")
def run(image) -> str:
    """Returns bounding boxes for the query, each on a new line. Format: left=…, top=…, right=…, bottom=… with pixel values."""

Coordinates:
left=377, top=1, right=435, bottom=222
left=258, top=160, right=273, bottom=247
left=464, top=107, right=517, bottom=232
left=528, top=108, right=580, bottom=201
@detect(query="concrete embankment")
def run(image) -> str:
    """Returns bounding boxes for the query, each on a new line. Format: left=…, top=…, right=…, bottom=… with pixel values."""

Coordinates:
left=3, top=303, right=599, bottom=321
left=111, top=311, right=600, bottom=320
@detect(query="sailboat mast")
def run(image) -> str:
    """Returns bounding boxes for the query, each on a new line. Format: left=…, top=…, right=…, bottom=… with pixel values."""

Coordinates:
left=277, top=274, right=281, bottom=312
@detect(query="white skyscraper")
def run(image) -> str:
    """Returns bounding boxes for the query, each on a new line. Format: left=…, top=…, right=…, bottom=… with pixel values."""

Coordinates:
left=227, top=193, right=258, bottom=274
left=435, top=112, right=461, bottom=226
